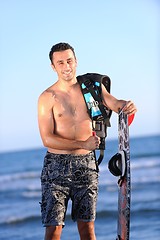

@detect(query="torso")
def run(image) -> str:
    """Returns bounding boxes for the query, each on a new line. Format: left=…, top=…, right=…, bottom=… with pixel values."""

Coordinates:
left=46, top=82, right=92, bottom=154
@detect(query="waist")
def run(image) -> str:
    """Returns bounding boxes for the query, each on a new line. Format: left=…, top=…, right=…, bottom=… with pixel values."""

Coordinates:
left=47, top=148, right=92, bottom=155
left=45, top=151, right=95, bottom=160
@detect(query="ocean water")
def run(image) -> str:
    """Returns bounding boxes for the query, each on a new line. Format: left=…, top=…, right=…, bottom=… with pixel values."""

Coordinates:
left=0, top=135, right=160, bottom=240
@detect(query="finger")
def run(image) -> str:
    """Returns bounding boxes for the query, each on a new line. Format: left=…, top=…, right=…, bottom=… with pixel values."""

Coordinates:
left=122, top=101, right=133, bottom=111
left=96, top=142, right=99, bottom=148
left=125, top=106, right=137, bottom=115
left=123, top=102, right=137, bottom=114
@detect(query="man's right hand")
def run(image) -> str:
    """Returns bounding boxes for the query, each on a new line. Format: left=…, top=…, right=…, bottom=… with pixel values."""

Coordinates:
left=83, top=134, right=100, bottom=150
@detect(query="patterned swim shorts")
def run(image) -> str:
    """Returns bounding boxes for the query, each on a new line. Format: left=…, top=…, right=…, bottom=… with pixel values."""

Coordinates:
left=40, top=151, right=99, bottom=227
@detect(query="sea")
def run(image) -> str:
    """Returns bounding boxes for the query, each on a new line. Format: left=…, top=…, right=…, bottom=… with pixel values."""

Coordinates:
left=0, top=134, right=160, bottom=240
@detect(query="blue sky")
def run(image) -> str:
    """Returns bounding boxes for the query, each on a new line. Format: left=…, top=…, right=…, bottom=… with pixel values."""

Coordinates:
left=0, top=0, right=159, bottom=152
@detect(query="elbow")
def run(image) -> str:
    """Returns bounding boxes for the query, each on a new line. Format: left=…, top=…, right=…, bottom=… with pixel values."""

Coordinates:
left=41, top=136, right=51, bottom=148
left=42, top=140, right=48, bottom=148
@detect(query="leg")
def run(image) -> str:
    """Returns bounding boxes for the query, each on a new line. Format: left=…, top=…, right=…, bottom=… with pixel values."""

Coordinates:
left=77, top=221, right=96, bottom=240
left=71, top=152, right=98, bottom=240
left=45, top=225, right=63, bottom=240
left=41, top=153, right=71, bottom=240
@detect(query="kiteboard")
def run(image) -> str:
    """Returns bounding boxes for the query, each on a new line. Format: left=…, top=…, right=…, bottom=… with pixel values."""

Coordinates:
left=108, top=109, right=134, bottom=240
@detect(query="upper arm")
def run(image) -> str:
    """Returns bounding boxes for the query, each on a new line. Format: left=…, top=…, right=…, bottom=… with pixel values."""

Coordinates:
left=38, top=92, right=55, bottom=143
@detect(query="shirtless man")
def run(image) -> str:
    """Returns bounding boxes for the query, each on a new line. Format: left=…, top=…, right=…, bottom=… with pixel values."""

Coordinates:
left=38, top=42, right=137, bottom=240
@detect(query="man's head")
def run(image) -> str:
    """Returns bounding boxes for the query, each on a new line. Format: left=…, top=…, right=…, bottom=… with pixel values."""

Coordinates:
left=49, top=42, right=77, bottom=81
left=49, top=42, right=76, bottom=65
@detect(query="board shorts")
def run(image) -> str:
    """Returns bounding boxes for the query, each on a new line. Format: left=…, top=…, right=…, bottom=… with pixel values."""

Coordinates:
left=40, top=151, right=99, bottom=227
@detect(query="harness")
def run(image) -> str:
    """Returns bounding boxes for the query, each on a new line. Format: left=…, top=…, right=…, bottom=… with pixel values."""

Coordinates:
left=77, top=73, right=112, bottom=165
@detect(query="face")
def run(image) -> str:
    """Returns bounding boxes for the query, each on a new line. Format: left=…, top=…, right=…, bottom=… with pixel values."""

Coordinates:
left=51, top=49, right=77, bottom=81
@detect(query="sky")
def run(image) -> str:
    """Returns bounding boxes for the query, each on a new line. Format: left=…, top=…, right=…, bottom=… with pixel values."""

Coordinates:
left=0, top=0, right=159, bottom=152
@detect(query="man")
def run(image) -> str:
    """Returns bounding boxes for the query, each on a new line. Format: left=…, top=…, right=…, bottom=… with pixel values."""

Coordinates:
left=38, top=42, right=137, bottom=240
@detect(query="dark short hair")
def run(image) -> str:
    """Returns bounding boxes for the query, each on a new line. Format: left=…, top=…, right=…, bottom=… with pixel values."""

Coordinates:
left=49, top=42, right=76, bottom=64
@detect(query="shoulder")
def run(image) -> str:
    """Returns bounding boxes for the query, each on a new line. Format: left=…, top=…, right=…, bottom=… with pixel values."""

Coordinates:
left=38, top=83, right=57, bottom=107
left=39, top=82, right=57, bottom=99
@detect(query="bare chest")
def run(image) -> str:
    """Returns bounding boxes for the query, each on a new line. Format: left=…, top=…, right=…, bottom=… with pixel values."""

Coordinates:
left=53, top=90, right=88, bottom=120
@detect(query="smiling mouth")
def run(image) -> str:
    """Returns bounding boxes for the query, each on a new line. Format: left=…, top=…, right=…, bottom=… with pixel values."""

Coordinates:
left=63, top=71, right=72, bottom=76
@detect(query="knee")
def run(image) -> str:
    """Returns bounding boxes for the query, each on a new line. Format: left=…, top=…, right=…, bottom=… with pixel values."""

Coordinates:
left=45, top=225, right=62, bottom=240
left=78, top=221, right=96, bottom=240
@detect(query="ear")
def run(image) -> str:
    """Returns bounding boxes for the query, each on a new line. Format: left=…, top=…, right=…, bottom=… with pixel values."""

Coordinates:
left=51, top=64, right=56, bottom=72
left=75, top=58, right=78, bottom=67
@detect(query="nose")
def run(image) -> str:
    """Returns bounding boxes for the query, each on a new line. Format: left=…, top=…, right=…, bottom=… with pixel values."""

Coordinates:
left=63, top=62, right=70, bottom=71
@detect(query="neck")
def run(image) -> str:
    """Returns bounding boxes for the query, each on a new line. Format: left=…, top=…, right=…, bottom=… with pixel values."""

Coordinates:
left=57, top=77, right=78, bottom=92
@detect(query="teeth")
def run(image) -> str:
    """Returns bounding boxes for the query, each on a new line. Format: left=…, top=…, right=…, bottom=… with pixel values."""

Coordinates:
left=64, top=72, right=71, bottom=75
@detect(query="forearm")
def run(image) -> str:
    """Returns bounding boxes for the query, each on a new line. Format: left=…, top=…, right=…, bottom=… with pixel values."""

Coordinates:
left=102, top=90, right=136, bottom=115
left=106, top=98, right=126, bottom=113
left=41, top=133, right=85, bottom=150
left=102, top=89, right=127, bottom=113
left=114, top=100, right=137, bottom=115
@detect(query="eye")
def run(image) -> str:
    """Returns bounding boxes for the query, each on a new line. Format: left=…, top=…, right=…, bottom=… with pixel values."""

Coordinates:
left=67, top=59, right=73, bottom=64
